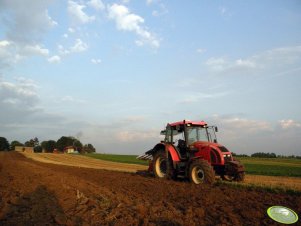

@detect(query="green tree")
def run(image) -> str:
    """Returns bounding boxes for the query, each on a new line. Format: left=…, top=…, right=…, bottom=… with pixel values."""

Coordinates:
left=41, top=140, right=56, bottom=153
left=73, top=139, right=83, bottom=153
left=10, top=140, right=24, bottom=150
left=0, top=137, right=10, bottom=151
left=25, top=137, right=39, bottom=147
left=56, top=136, right=82, bottom=152
left=34, top=145, right=43, bottom=153
left=251, top=152, right=277, bottom=158
left=83, top=144, right=96, bottom=153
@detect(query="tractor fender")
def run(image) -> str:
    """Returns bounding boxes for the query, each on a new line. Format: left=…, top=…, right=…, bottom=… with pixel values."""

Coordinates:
left=149, top=143, right=180, bottom=162
left=165, top=144, right=180, bottom=162
left=209, top=146, right=224, bottom=165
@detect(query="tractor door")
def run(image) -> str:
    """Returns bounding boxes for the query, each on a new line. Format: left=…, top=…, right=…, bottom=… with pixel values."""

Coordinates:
left=170, top=125, right=189, bottom=160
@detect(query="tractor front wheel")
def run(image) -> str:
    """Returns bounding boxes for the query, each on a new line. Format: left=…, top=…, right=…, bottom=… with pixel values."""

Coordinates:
left=189, top=159, right=215, bottom=185
left=153, top=151, right=167, bottom=178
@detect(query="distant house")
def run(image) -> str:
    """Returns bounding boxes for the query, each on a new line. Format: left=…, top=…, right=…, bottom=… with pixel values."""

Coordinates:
left=64, top=146, right=76, bottom=154
left=15, top=146, right=34, bottom=153
left=53, top=149, right=60, bottom=154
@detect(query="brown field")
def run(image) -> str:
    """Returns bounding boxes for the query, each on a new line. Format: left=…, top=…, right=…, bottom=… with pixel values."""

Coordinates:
left=1, top=151, right=301, bottom=225
left=22, top=152, right=301, bottom=192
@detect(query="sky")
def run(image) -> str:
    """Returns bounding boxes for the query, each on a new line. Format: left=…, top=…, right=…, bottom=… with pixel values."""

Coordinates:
left=0, top=0, right=301, bottom=155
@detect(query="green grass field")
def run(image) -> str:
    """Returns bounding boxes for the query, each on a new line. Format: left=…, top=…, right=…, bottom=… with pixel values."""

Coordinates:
left=85, top=153, right=301, bottom=177
left=236, top=157, right=301, bottom=177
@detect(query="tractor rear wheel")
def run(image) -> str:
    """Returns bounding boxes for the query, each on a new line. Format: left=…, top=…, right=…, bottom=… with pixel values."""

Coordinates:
left=153, top=151, right=167, bottom=178
left=189, top=159, right=215, bottom=185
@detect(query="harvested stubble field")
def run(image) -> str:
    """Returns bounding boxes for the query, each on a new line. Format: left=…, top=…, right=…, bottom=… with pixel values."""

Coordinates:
left=0, top=152, right=301, bottom=226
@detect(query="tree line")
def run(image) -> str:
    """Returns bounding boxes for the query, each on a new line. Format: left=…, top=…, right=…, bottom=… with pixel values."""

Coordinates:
left=233, top=152, right=301, bottom=159
left=0, top=136, right=95, bottom=154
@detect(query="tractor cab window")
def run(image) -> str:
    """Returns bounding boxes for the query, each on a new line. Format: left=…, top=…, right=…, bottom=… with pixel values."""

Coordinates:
left=172, top=127, right=185, bottom=145
left=164, top=125, right=185, bottom=145
left=186, top=126, right=209, bottom=144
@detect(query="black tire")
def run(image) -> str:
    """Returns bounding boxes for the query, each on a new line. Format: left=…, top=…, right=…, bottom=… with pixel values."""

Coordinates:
left=153, top=150, right=167, bottom=178
left=189, top=159, right=215, bottom=185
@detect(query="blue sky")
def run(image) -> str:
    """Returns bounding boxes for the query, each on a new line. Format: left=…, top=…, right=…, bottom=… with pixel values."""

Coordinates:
left=0, top=0, right=301, bottom=155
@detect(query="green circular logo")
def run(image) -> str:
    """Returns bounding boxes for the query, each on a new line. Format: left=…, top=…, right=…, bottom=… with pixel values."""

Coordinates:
left=267, top=206, right=299, bottom=224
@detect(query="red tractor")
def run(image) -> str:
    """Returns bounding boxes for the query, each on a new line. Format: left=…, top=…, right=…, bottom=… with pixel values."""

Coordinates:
left=138, top=120, right=245, bottom=184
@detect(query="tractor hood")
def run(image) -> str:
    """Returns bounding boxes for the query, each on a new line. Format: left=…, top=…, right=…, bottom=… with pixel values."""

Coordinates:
left=193, top=141, right=220, bottom=148
left=192, top=141, right=231, bottom=153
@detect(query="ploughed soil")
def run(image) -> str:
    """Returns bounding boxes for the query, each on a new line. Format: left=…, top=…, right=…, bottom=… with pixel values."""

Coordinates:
left=0, top=152, right=300, bottom=226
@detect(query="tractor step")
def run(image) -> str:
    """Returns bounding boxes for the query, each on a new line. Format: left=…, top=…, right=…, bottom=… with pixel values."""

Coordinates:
left=137, top=153, right=153, bottom=161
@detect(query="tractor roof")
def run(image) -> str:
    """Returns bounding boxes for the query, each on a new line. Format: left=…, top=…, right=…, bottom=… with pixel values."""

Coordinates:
left=169, top=120, right=207, bottom=127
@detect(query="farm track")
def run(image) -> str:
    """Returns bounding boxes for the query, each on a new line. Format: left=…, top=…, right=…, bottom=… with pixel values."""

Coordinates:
left=22, top=152, right=147, bottom=173
left=0, top=152, right=301, bottom=226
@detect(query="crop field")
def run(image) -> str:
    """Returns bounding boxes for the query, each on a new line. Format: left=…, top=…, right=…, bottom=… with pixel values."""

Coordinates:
left=237, top=157, right=301, bottom=177
left=1, top=151, right=301, bottom=225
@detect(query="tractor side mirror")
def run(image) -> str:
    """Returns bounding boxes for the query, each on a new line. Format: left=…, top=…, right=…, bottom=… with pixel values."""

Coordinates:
left=215, top=126, right=218, bottom=132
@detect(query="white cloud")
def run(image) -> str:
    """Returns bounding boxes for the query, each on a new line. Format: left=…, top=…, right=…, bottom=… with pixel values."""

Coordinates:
left=21, top=44, right=49, bottom=56
left=279, top=119, right=301, bottom=129
left=58, top=45, right=70, bottom=55
left=220, top=117, right=272, bottom=132
left=206, top=57, right=227, bottom=71
left=205, top=45, right=301, bottom=74
left=0, top=1, right=57, bottom=44
left=235, top=59, right=255, bottom=68
left=48, top=55, right=61, bottom=64
left=58, top=39, right=88, bottom=56
left=60, top=95, right=86, bottom=104
left=70, top=39, right=88, bottom=52
left=151, top=3, right=168, bottom=17
left=91, top=58, right=102, bottom=64
left=68, top=0, right=95, bottom=24
left=205, top=56, right=257, bottom=72
left=68, top=27, right=75, bottom=33
left=116, top=130, right=157, bottom=142
left=197, top=48, right=206, bottom=54
left=0, top=78, right=39, bottom=107
left=0, top=40, right=11, bottom=47
left=87, top=0, right=105, bottom=11
left=0, top=40, right=18, bottom=68
left=146, top=0, right=155, bottom=5
left=0, top=1, right=58, bottom=68
left=108, top=4, right=160, bottom=48
left=180, top=92, right=228, bottom=103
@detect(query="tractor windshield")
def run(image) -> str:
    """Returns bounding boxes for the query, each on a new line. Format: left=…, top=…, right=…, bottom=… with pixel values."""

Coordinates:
left=186, top=126, right=217, bottom=145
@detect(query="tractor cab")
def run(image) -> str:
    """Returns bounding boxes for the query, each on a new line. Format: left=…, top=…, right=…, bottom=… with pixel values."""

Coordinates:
left=161, top=120, right=219, bottom=160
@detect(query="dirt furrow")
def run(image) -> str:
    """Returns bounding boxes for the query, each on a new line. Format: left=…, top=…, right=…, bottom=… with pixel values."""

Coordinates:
left=1, top=152, right=301, bottom=225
